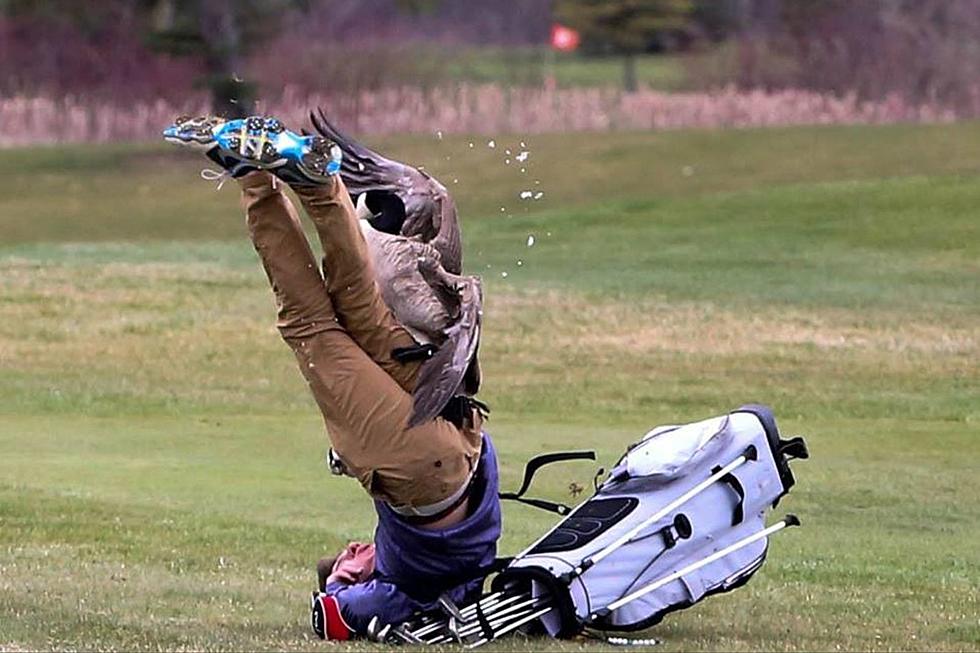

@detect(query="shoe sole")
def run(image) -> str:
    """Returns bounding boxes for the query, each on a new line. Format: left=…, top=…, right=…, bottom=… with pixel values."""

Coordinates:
left=216, top=116, right=287, bottom=167
left=300, top=136, right=343, bottom=180
left=165, top=115, right=341, bottom=183
left=163, top=115, right=225, bottom=150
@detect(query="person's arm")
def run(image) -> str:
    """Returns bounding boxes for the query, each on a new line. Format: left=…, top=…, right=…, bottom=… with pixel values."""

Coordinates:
left=312, top=541, right=421, bottom=639
left=315, top=577, right=420, bottom=639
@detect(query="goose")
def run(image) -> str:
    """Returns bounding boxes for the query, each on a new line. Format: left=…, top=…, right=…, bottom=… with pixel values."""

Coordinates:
left=313, top=113, right=481, bottom=427
left=311, top=109, right=463, bottom=274
left=355, top=193, right=460, bottom=347
left=354, top=195, right=483, bottom=427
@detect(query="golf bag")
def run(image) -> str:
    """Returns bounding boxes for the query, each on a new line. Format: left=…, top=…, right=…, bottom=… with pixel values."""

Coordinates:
left=381, top=404, right=808, bottom=646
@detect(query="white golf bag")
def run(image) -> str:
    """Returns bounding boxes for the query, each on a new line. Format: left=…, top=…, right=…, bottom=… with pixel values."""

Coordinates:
left=379, top=404, right=808, bottom=646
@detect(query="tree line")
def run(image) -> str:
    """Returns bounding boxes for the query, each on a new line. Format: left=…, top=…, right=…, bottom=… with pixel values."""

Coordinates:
left=2, top=0, right=977, bottom=110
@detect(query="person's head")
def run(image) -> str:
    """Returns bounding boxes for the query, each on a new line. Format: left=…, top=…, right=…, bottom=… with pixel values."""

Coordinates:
left=315, top=556, right=337, bottom=592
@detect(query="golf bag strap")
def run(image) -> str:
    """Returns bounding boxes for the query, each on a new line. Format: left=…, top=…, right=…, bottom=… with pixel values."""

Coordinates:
left=713, top=465, right=746, bottom=526
left=500, top=450, right=596, bottom=516
left=474, top=599, right=494, bottom=641
left=779, top=436, right=810, bottom=460
left=507, top=496, right=575, bottom=515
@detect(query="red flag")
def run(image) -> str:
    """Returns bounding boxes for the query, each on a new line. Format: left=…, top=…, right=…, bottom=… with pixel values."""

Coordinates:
left=550, top=23, right=581, bottom=52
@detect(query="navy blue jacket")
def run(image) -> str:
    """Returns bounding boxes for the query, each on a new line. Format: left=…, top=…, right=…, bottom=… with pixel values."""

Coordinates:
left=326, top=434, right=502, bottom=634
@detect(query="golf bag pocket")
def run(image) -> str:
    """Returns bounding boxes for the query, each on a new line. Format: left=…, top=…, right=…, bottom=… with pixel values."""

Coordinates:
left=494, top=403, right=807, bottom=636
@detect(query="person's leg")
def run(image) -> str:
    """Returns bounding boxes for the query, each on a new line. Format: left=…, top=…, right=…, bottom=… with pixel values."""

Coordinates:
left=240, top=171, right=480, bottom=511
left=240, top=172, right=338, bottom=339
left=295, top=328, right=481, bottom=510
left=291, top=178, right=421, bottom=393
left=168, top=114, right=418, bottom=390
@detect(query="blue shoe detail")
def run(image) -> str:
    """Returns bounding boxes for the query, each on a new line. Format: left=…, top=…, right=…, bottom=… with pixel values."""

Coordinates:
left=163, top=115, right=342, bottom=184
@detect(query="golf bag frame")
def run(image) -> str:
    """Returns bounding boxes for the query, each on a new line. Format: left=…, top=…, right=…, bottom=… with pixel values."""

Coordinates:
left=375, top=404, right=808, bottom=647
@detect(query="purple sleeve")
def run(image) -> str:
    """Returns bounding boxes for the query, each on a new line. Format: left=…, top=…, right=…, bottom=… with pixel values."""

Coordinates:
left=325, top=578, right=422, bottom=636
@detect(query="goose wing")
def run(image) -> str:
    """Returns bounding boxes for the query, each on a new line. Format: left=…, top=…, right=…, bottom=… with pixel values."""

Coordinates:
left=407, top=276, right=483, bottom=428
left=310, top=109, right=463, bottom=274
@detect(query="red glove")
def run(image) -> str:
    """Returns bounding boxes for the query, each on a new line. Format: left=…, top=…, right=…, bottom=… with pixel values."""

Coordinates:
left=327, top=542, right=376, bottom=586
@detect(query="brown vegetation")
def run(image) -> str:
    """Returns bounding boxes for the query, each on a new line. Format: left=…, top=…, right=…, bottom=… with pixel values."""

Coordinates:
left=1, top=84, right=970, bottom=146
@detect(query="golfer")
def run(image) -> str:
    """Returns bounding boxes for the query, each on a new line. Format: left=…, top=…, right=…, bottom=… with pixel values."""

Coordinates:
left=164, top=115, right=501, bottom=640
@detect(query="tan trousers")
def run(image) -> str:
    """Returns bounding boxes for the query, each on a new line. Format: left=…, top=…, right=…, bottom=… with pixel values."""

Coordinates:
left=240, top=172, right=482, bottom=511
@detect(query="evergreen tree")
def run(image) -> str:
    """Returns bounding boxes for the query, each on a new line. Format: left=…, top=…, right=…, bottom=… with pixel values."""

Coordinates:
left=555, top=0, right=694, bottom=91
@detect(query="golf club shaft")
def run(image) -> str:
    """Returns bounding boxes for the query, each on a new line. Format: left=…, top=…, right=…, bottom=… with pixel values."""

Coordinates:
left=409, top=592, right=516, bottom=638
left=465, top=605, right=555, bottom=648
left=453, top=596, right=548, bottom=638
left=426, top=596, right=549, bottom=644
left=580, top=452, right=752, bottom=573
left=604, top=518, right=792, bottom=613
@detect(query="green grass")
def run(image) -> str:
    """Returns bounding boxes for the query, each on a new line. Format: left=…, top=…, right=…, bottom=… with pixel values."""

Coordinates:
left=354, top=45, right=687, bottom=90
left=435, top=47, right=687, bottom=89
left=1, top=123, right=978, bottom=651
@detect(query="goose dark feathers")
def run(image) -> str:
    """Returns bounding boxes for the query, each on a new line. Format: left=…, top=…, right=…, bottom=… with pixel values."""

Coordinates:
left=311, top=109, right=463, bottom=275
left=312, top=112, right=481, bottom=427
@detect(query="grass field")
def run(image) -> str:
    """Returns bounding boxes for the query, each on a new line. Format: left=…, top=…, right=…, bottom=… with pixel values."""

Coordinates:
left=338, top=46, right=687, bottom=90
left=439, top=48, right=686, bottom=89
left=1, top=123, right=978, bottom=651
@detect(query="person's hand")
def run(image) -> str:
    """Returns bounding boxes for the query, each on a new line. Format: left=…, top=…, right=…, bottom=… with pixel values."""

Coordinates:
left=327, top=541, right=375, bottom=586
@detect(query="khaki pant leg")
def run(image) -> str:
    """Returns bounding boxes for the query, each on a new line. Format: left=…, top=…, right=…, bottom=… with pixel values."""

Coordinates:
left=292, top=178, right=421, bottom=393
left=240, top=172, right=338, bottom=339
left=290, top=330, right=482, bottom=509
left=240, top=172, right=478, bottom=509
